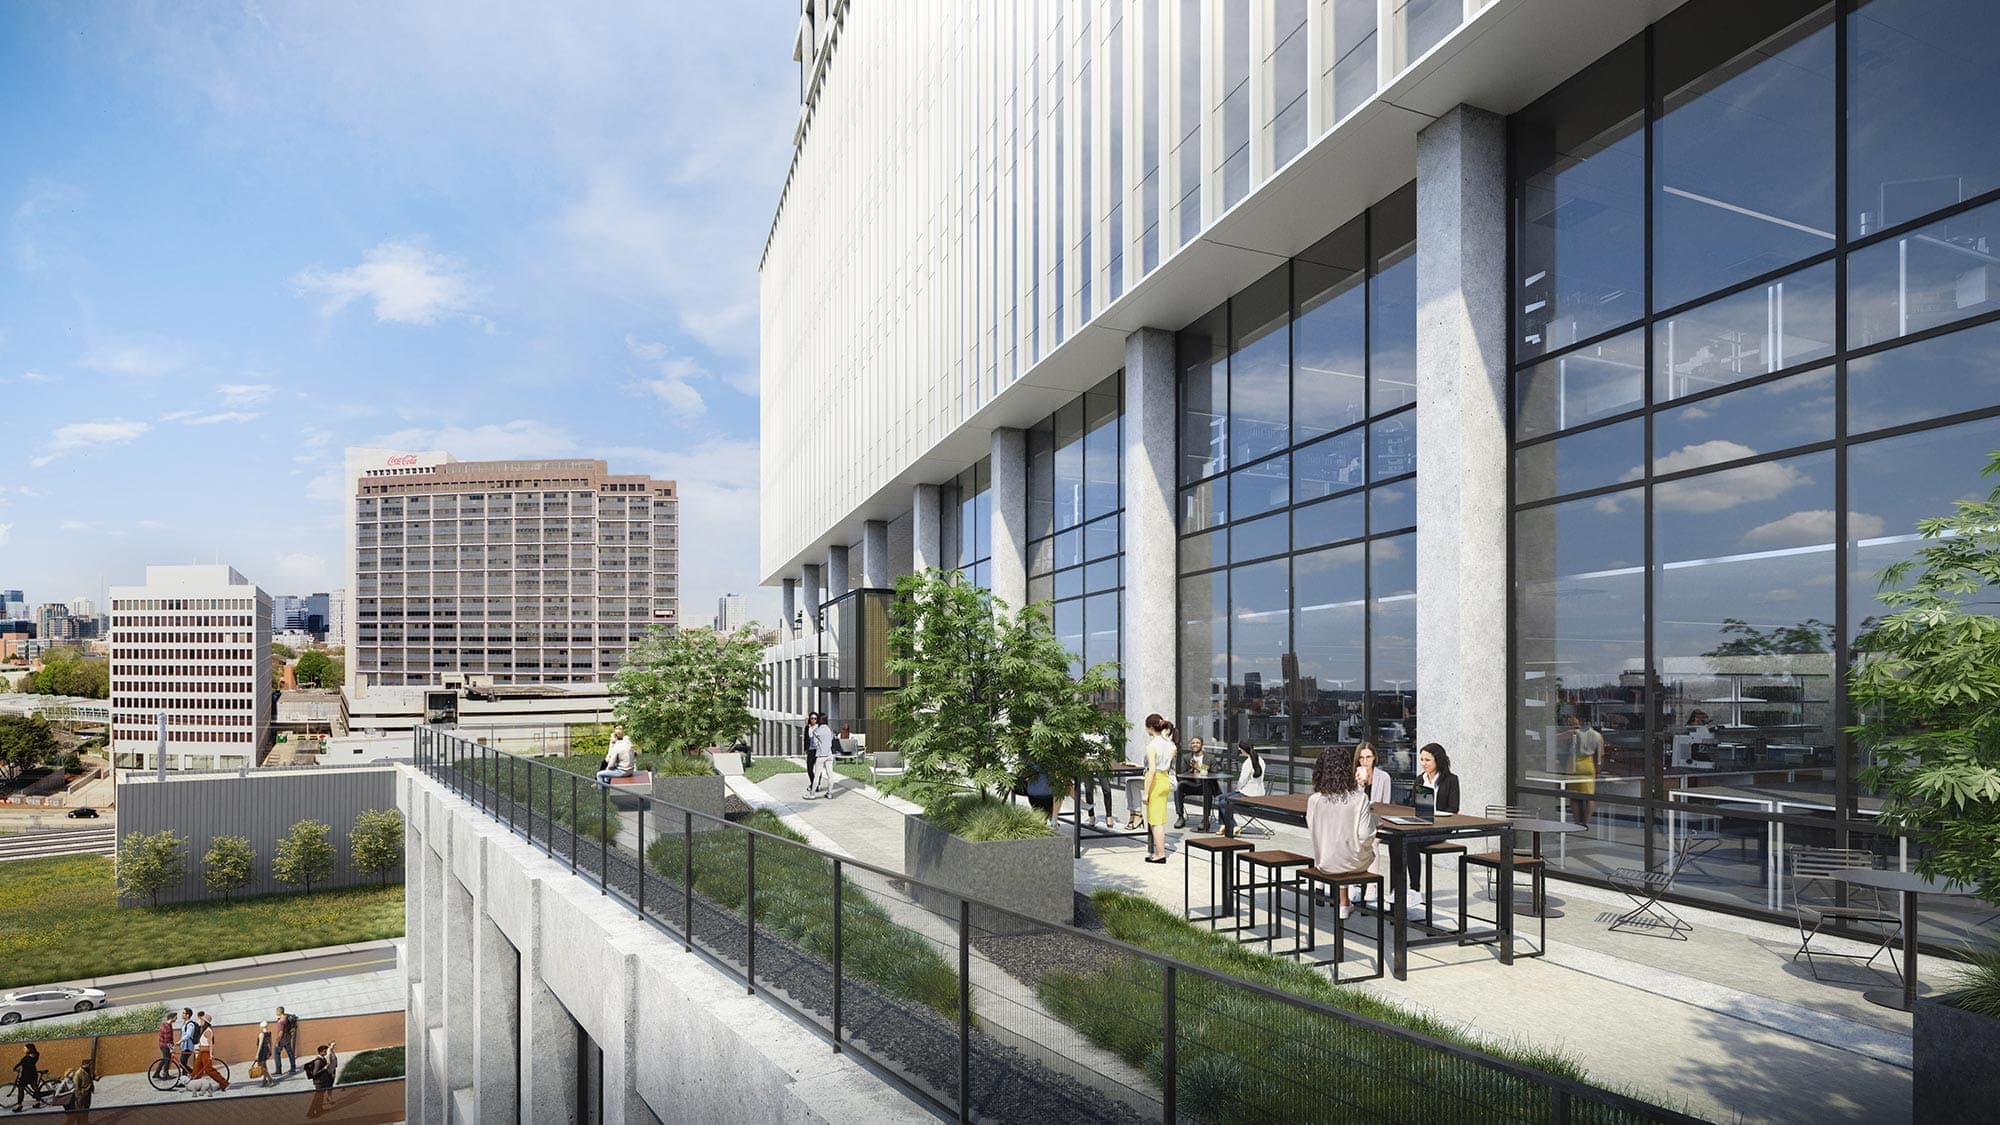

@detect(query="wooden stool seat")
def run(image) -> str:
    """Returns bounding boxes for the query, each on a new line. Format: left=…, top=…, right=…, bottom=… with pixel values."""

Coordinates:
left=1422, top=841, right=1467, bottom=854
left=1301, top=866, right=1379, bottom=887
left=1462, top=851, right=1546, bottom=869
left=1241, top=850, right=1311, bottom=868
left=1188, top=836, right=1256, bottom=855
left=1235, top=851, right=1311, bottom=951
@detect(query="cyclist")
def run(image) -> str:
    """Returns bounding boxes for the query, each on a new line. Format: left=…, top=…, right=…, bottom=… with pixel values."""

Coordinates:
left=8, top=1043, right=41, bottom=1111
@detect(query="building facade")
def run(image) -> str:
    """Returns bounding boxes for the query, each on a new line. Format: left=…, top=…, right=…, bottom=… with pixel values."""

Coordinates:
left=714, top=591, right=748, bottom=634
left=344, top=449, right=680, bottom=690
left=272, top=592, right=332, bottom=638
left=108, top=565, right=274, bottom=771
left=761, top=0, right=2000, bottom=936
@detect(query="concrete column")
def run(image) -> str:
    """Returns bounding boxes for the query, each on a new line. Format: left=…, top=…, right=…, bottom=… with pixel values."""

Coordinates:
left=989, top=427, right=1029, bottom=610
left=781, top=579, right=798, bottom=641
left=800, top=563, right=822, bottom=632
left=521, top=969, right=579, bottom=1124
left=861, top=520, right=891, bottom=588
left=912, top=483, right=943, bottom=572
left=1414, top=104, right=1509, bottom=817
left=826, top=544, right=851, bottom=600
left=1123, top=328, right=1178, bottom=763
left=442, top=873, right=477, bottom=1090
left=473, top=912, right=521, bottom=1120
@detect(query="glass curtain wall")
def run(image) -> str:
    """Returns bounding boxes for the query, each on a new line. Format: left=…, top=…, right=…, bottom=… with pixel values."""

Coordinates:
left=1028, top=375, right=1125, bottom=710
left=1510, top=0, right=2000, bottom=941
left=941, top=458, right=994, bottom=590
left=1179, top=184, right=1420, bottom=775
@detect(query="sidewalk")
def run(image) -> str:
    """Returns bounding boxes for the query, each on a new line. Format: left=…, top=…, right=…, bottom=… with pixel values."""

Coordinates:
left=734, top=766, right=1915, bottom=1125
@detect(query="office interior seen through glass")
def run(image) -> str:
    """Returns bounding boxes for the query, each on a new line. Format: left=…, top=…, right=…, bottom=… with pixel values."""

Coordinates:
left=1178, top=185, right=1419, bottom=773
left=1028, top=375, right=1125, bottom=712
left=1510, top=0, right=2000, bottom=937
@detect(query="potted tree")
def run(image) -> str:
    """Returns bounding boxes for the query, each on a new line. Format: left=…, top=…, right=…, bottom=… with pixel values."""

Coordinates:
left=612, top=624, right=767, bottom=833
left=886, top=570, right=1126, bottom=929
left=1850, top=452, right=2000, bottom=1122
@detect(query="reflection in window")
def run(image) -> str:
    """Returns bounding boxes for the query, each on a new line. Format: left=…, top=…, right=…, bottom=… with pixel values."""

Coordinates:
left=1293, top=429, right=1365, bottom=503
left=1847, top=318, right=2000, bottom=435
left=1514, top=329, right=1645, bottom=440
left=1179, top=308, right=1228, bottom=482
left=1180, top=571, right=1228, bottom=745
left=1329, top=0, right=1378, bottom=124
left=1848, top=0, right=2000, bottom=237
left=1370, top=186, right=1419, bottom=415
left=1846, top=417, right=2000, bottom=642
left=1515, top=418, right=1645, bottom=505
left=1295, top=543, right=1367, bottom=752
left=1654, top=262, right=1835, bottom=401
left=1217, top=0, right=1251, bottom=209
left=1652, top=367, right=1833, bottom=466
left=1369, top=413, right=1416, bottom=481
left=1294, top=218, right=1369, bottom=439
left=1269, top=0, right=1310, bottom=169
left=1231, top=559, right=1291, bottom=749
left=1231, top=266, right=1291, bottom=464
left=1848, top=196, right=2000, bottom=348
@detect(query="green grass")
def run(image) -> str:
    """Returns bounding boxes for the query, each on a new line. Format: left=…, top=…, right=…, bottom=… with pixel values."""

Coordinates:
left=1034, top=891, right=1655, bottom=1124
left=744, top=758, right=804, bottom=783
left=543, top=748, right=715, bottom=779
left=0, top=1004, right=168, bottom=1045
left=0, top=856, right=404, bottom=992
left=926, top=794, right=1055, bottom=841
left=646, top=811, right=959, bottom=1017
left=337, top=1045, right=406, bottom=1085
left=455, top=755, right=614, bottom=836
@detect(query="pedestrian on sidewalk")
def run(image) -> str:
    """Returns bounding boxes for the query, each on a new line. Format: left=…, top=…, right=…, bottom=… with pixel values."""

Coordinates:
left=186, top=1016, right=228, bottom=1095
left=303, top=1042, right=339, bottom=1118
left=254, top=1021, right=274, bottom=1086
left=155, top=1015, right=177, bottom=1071
left=802, top=713, right=834, bottom=798
left=178, top=1011, right=202, bottom=1072
left=9, top=1042, right=39, bottom=1112
left=49, top=1060, right=91, bottom=1114
left=273, top=1006, right=299, bottom=1075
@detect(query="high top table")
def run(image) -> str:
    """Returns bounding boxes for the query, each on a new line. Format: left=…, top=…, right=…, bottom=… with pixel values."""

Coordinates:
left=1832, top=868, right=1980, bottom=1011
left=1230, top=794, right=1517, bottom=980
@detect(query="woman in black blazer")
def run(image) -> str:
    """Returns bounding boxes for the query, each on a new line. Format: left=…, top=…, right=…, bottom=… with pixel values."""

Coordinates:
left=1410, top=743, right=1461, bottom=907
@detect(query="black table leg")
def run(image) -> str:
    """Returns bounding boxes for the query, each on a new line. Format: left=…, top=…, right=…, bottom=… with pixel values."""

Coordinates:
left=1201, top=783, right=1215, bottom=831
left=1498, top=826, right=1516, bottom=966
left=1866, top=891, right=1922, bottom=1011
left=1389, top=838, right=1409, bottom=981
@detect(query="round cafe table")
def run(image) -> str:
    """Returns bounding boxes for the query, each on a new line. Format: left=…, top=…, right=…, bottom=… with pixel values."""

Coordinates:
left=1501, top=818, right=1585, bottom=918
left=1832, top=868, right=1980, bottom=1012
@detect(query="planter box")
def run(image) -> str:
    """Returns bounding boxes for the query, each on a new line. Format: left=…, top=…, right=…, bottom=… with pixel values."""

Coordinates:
left=651, top=773, right=727, bottom=834
left=1915, top=993, right=2000, bottom=1124
left=904, top=814, right=1075, bottom=933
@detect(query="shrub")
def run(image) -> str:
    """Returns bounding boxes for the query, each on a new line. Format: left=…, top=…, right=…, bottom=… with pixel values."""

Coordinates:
left=117, top=830, right=187, bottom=907
left=1956, top=944, right=2000, bottom=1018
left=201, top=835, right=255, bottom=902
left=272, top=820, right=336, bottom=894
left=337, top=1045, right=406, bottom=1085
left=926, top=794, right=1054, bottom=841
left=350, top=809, right=405, bottom=886
left=644, top=749, right=718, bottom=778
left=0, top=1004, right=169, bottom=1045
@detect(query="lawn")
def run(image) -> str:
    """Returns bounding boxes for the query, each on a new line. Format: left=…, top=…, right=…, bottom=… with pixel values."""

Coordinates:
left=0, top=856, right=404, bottom=992
left=744, top=757, right=872, bottom=787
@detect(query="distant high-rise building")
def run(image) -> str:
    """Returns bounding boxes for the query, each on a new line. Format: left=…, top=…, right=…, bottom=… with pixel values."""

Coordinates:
left=67, top=597, right=97, bottom=619
left=34, top=603, right=77, bottom=643
left=2, top=590, right=28, bottom=620
left=108, top=565, right=273, bottom=771
left=271, top=592, right=332, bottom=638
left=345, top=449, right=680, bottom=688
left=328, top=589, right=347, bottom=649
left=714, top=593, right=746, bottom=635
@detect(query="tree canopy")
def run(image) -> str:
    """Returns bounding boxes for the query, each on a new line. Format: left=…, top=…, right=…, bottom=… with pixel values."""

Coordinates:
left=1851, top=451, right=2000, bottom=905
left=349, top=809, right=404, bottom=886
left=29, top=648, right=108, bottom=698
left=0, top=714, right=56, bottom=781
left=201, top=836, right=255, bottom=902
left=117, top=830, right=187, bottom=907
left=294, top=650, right=344, bottom=689
left=272, top=819, right=337, bottom=893
left=612, top=625, right=765, bottom=753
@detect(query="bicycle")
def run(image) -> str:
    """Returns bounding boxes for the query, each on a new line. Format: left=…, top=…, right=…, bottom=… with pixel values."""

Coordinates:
left=146, top=1055, right=231, bottom=1092
left=4, top=1067, right=54, bottom=1110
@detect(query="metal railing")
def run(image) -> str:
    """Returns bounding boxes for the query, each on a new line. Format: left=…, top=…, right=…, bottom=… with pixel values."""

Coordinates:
left=413, top=725, right=1699, bottom=1125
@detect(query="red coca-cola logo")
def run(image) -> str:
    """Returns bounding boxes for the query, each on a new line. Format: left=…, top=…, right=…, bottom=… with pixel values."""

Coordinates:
left=386, top=454, right=419, bottom=466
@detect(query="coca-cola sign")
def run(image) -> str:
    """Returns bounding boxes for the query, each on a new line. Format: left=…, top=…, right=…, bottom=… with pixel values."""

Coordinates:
left=386, top=454, right=419, bottom=466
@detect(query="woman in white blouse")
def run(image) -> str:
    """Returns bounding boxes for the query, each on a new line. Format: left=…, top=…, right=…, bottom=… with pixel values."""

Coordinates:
left=1216, top=741, right=1267, bottom=838
left=1354, top=741, right=1392, bottom=804
left=1306, top=745, right=1379, bottom=920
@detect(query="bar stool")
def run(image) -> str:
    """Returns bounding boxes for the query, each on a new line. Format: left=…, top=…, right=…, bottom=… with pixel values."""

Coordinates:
left=1410, top=841, right=1464, bottom=924
left=1457, top=849, right=1548, bottom=957
left=1294, top=867, right=1386, bottom=982
left=1184, top=835, right=1255, bottom=931
left=1237, top=849, right=1312, bottom=951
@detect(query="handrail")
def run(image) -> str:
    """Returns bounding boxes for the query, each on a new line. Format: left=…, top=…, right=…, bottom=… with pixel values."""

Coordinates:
left=412, top=724, right=1698, bottom=1124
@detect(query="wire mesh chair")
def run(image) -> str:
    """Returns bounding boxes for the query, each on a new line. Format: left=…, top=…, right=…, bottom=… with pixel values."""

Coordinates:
left=1608, top=836, right=1697, bottom=939
left=1790, top=847, right=1902, bottom=981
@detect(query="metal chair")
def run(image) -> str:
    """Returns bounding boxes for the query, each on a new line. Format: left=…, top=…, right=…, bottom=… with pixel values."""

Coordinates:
left=1294, top=867, right=1386, bottom=982
left=1184, top=836, right=1255, bottom=931
left=1790, top=847, right=1902, bottom=981
left=1608, top=838, right=1696, bottom=940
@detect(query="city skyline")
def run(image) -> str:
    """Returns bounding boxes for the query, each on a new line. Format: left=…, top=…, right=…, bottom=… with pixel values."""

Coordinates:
left=0, top=2, right=796, bottom=629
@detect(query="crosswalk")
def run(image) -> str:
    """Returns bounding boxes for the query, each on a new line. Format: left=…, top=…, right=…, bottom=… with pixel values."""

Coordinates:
left=0, top=825, right=117, bottom=863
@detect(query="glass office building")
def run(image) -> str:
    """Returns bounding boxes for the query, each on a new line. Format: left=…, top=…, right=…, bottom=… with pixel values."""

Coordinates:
left=761, top=0, right=1998, bottom=936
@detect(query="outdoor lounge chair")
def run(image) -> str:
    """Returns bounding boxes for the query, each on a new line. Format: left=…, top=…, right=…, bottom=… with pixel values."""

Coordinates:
left=1790, top=847, right=1902, bottom=982
left=1608, top=839, right=1695, bottom=940
left=868, top=751, right=906, bottom=786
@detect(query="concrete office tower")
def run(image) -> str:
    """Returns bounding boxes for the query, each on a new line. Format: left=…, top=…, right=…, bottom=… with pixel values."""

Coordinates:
left=344, top=449, right=680, bottom=690
left=108, top=565, right=273, bottom=771
left=714, top=592, right=746, bottom=635
left=328, top=589, right=346, bottom=648
left=758, top=0, right=2000, bottom=927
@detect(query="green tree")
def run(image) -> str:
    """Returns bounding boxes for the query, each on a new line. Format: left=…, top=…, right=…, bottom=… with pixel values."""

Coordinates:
left=0, top=714, right=57, bottom=782
left=201, top=835, right=255, bottom=902
left=30, top=648, right=109, bottom=698
left=272, top=819, right=337, bottom=894
left=883, top=570, right=1127, bottom=818
left=611, top=625, right=765, bottom=754
left=1851, top=451, right=2000, bottom=905
left=117, top=830, right=187, bottom=907
left=271, top=642, right=298, bottom=661
left=294, top=650, right=344, bottom=689
left=349, top=809, right=405, bottom=886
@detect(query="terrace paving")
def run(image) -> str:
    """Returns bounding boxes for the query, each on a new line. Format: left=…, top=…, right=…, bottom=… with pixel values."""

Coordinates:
left=742, top=764, right=1921, bottom=1125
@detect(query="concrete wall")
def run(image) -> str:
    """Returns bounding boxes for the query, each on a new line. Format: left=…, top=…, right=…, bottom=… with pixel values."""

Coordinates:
left=116, top=766, right=400, bottom=904
left=400, top=765, right=929, bottom=1124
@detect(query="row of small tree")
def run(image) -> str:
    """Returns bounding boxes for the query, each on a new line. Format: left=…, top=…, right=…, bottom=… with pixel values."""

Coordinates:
left=117, top=809, right=405, bottom=907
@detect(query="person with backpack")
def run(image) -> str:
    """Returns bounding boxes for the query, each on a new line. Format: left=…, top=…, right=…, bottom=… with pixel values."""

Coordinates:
left=304, top=1042, right=338, bottom=1117
left=178, top=1011, right=202, bottom=1073
left=273, top=1006, right=299, bottom=1075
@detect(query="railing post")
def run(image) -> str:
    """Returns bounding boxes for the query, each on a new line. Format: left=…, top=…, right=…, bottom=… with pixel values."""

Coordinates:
left=1553, top=1087, right=1571, bottom=1125
left=831, top=858, right=844, bottom=1053
left=1163, top=965, right=1177, bottom=1125
left=959, top=897, right=972, bottom=1124
left=569, top=774, right=579, bottom=875
left=635, top=800, right=646, bottom=918
left=506, top=752, right=515, bottom=833
left=745, top=831, right=757, bottom=995
left=600, top=784, right=610, bottom=895
left=683, top=810, right=694, bottom=952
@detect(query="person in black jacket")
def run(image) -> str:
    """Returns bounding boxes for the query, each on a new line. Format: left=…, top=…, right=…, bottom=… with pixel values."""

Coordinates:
left=1409, top=743, right=1461, bottom=916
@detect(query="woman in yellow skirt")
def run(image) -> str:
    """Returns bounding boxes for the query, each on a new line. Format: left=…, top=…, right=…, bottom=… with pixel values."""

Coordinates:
left=1142, top=713, right=1177, bottom=863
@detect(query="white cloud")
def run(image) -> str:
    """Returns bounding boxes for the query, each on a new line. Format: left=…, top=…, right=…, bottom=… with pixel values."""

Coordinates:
left=364, top=419, right=573, bottom=463
left=59, top=519, right=91, bottom=532
left=624, top=334, right=709, bottom=416
left=216, top=383, right=275, bottom=407
left=274, top=552, right=332, bottom=588
left=31, top=419, right=151, bottom=467
left=305, top=469, right=346, bottom=506
left=19, top=371, right=52, bottom=383
left=292, top=240, right=485, bottom=328
left=0, top=523, right=10, bottom=547
left=1651, top=444, right=1809, bottom=513
left=186, top=411, right=261, bottom=426
left=81, top=342, right=187, bottom=377
left=1743, top=509, right=1888, bottom=547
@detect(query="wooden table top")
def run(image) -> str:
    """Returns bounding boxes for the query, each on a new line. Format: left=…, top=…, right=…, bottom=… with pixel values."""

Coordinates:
left=1231, top=794, right=1510, bottom=833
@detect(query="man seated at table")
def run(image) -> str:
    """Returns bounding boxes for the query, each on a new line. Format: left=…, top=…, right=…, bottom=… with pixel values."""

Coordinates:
left=1174, top=737, right=1213, bottom=830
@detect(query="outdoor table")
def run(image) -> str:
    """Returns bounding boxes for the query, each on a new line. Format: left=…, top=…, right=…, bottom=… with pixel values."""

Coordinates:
left=1177, top=770, right=1231, bottom=831
left=1230, top=794, right=1516, bottom=980
left=1503, top=818, right=1585, bottom=916
left=1070, top=763, right=1147, bottom=857
left=1832, top=868, right=1980, bottom=1012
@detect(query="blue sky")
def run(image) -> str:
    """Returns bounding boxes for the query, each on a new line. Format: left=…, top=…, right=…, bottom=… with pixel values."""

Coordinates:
left=1, top=1, right=793, bottom=626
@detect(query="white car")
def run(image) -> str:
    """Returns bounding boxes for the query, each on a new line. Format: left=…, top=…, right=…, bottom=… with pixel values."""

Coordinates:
left=0, top=987, right=106, bottom=1024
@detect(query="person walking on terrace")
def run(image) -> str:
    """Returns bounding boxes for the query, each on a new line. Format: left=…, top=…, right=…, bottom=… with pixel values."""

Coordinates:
left=179, top=1010, right=202, bottom=1072
left=596, top=727, right=636, bottom=786
left=156, top=1014, right=177, bottom=1072
left=186, top=1016, right=228, bottom=1095
left=1142, top=714, right=1178, bottom=864
left=803, top=713, right=836, bottom=799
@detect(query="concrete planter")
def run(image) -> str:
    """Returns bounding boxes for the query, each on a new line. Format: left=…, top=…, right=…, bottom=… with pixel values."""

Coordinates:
left=651, top=773, right=727, bottom=833
left=1915, top=993, right=2000, bottom=1123
left=904, top=814, right=1075, bottom=933
left=704, top=746, right=747, bottom=776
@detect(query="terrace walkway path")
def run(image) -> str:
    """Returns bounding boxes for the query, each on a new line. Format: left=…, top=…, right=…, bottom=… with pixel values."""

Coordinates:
left=744, top=764, right=1917, bottom=1125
